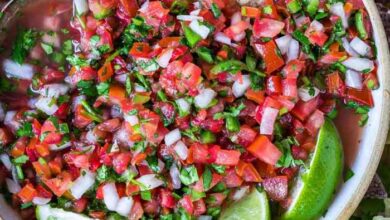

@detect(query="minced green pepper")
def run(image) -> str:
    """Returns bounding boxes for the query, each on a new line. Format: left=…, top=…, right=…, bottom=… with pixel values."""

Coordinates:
left=355, top=10, right=368, bottom=40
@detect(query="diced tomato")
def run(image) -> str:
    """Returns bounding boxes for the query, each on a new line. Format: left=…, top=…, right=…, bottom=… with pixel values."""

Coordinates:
left=345, top=87, right=374, bottom=107
left=212, top=147, right=241, bottom=166
left=119, top=0, right=139, bottom=18
left=261, top=0, right=280, bottom=19
left=112, top=152, right=132, bottom=174
left=282, top=60, right=305, bottom=79
left=129, top=199, right=144, bottom=220
left=266, top=75, right=283, bottom=96
left=247, top=136, right=282, bottom=165
left=64, top=153, right=90, bottom=169
left=254, top=41, right=284, bottom=74
left=245, top=89, right=265, bottom=104
left=291, top=96, right=319, bottom=121
left=326, top=72, right=345, bottom=96
left=306, top=31, right=328, bottom=47
left=109, top=84, right=126, bottom=104
left=193, top=199, right=207, bottom=216
left=224, top=21, right=250, bottom=39
left=262, top=176, right=288, bottom=201
left=241, top=6, right=261, bottom=18
left=98, top=62, right=114, bottom=82
left=10, top=137, right=27, bottom=158
left=42, top=171, right=72, bottom=197
left=282, top=78, right=298, bottom=99
left=41, top=119, right=62, bottom=145
left=18, top=183, right=38, bottom=203
left=178, top=195, right=194, bottom=215
left=33, top=161, right=52, bottom=178
left=160, top=189, right=175, bottom=208
left=237, top=125, right=257, bottom=147
left=129, top=42, right=152, bottom=58
left=73, top=198, right=88, bottom=213
left=236, top=161, right=262, bottom=182
left=223, top=168, right=243, bottom=187
left=126, top=183, right=140, bottom=196
left=191, top=143, right=209, bottom=164
left=180, top=62, right=202, bottom=90
left=319, top=51, right=347, bottom=64
left=253, top=18, right=285, bottom=38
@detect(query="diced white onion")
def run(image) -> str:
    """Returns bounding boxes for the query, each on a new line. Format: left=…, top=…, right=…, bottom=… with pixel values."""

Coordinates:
left=215, top=32, right=232, bottom=45
left=157, top=159, right=165, bottom=173
left=193, top=1, right=200, bottom=9
left=174, top=141, right=189, bottom=160
left=134, top=84, right=147, bottom=92
left=124, top=114, right=139, bottom=126
left=85, top=129, right=99, bottom=144
left=232, top=186, right=250, bottom=201
left=231, top=12, right=242, bottom=25
left=176, top=98, right=190, bottom=114
left=165, top=128, right=181, bottom=146
left=115, top=197, right=134, bottom=217
left=113, top=127, right=134, bottom=148
left=73, top=0, right=89, bottom=15
left=345, top=69, right=363, bottom=90
left=276, top=35, right=292, bottom=55
left=35, top=96, right=59, bottom=115
left=310, top=20, right=324, bottom=32
left=177, top=15, right=203, bottom=21
left=232, top=75, right=251, bottom=97
left=342, top=37, right=359, bottom=57
left=4, top=111, right=20, bottom=132
left=189, top=20, right=210, bottom=39
left=330, top=2, right=348, bottom=28
left=298, top=87, right=320, bottom=102
left=233, top=32, right=246, bottom=42
left=32, top=197, right=51, bottom=205
left=350, top=37, right=371, bottom=56
left=287, top=39, right=300, bottom=62
left=136, top=174, right=164, bottom=190
left=195, top=88, right=217, bottom=108
left=6, top=178, right=21, bottom=194
left=260, top=107, right=279, bottom=135
left=170, top=164, right=181, bottom=189
left=39, top=84, right=70, bottom=98
left=157, top=48, right=173, bottom=68
left=103, top=183, right=119, bottom=211
left=190, top=9, right=201, bottom=16
left=138, top=0, right=149, bottom=13
left=294, top=15, right=308, bottom=28
left=3, top=59, right=34, bottom=80
left=70, top=170, right=96, bottom=200
left=342, top=57, right=374, bottom=72
left=0, top=154, right=12, bottom=171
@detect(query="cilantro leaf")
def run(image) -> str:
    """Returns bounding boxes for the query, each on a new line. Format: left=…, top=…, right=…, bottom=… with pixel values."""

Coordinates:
left=11, top=29, right=39, bottom=64
left=179, top=165, right=199, bottom=185
left=16, top=122, right=34, bottom=138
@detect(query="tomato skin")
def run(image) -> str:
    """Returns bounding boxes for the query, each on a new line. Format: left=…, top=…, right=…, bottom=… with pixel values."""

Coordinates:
left=193, top=199, right=207, bottom=216
left=73, top=198, right=88, bottom=213
left=191, top=143, right=209, bottom=164
left=262, top=176, right=288, bottom=201
left=159, top=189, right=176, bottom=208
left=345, top=87, right=374, bottom=107
left=224, top=21, right=250, bottom=39
left=223, top=168, right=243, bottom=187
left=247, top=136, right=282, bottom=165
left=112, top=152, right=132, bottom=174
left=326, top=72, right=345, bottom=96
left=237, top=125, right=257, bottom=147
left=266, top=75, right=283, bottom=96
left=178, top=195, right=194, bottom=215
left=18, top=183, right=38, bottom=203
left=42, top=171, right=72, bottom=197
left=211, top=146, right=241, bottom=166
left=41, top=119, right=62, bottom=145
left=253, top=18, right=285, bottom=38
left=36, top=184, right=53, bottom=198
left=305, top=110, right=325, bottom=136
left=236, top=161, right=262, bottom=182
left=254, top=41, right=285, bottom=74
left=291, top=96, right=319, bottom=121
left=96, top=184, right=104, bottom=199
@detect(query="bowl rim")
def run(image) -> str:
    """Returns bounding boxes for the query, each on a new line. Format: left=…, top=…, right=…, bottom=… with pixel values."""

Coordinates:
left=334, top=0, right=390, bottom=219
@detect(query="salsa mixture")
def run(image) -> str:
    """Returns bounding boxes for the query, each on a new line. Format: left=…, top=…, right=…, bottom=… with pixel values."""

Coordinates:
left=0, top=0, right=379, bottom=219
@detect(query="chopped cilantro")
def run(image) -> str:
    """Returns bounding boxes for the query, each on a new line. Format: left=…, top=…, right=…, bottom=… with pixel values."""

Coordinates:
left=179, top=165, right=199, bottom=185
left=11, top=29, right=39, bottom=64
left=16, top=122, right=34, bottom=138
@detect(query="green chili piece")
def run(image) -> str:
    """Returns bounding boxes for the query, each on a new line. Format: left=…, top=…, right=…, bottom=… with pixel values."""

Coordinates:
left=306, top=0, right=319, bottom=17
left=292, top=30, right=311, bottom=46
left=225, top=116, right=240, bottom=132
left=183, top=25, right=201, bottom=48
left=200, top=130, right=216, bottom=144
left=287, top=0, right=302, bottom=14
left=196, top=47, right=214, bottom=64
left=355, top=10, right=367, bottom=40
left=210, top=60, right=247, bottom=74
left=80, top=100, right=103, bottom=123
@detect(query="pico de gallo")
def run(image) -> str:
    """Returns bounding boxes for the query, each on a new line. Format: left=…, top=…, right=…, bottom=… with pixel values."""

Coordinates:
left=0, top=0, right=378, bottom=219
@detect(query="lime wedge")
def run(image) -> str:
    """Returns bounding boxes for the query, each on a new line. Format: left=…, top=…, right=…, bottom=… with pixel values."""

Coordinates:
left=281, top=119, right=343, bottom=220
left=219, top=188, right=271, bottom=220
left=36, top=205, right=92, bottom=220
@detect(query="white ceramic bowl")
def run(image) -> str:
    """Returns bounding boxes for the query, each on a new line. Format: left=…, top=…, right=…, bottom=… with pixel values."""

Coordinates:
left=0, top=0, right=389, bottom=219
